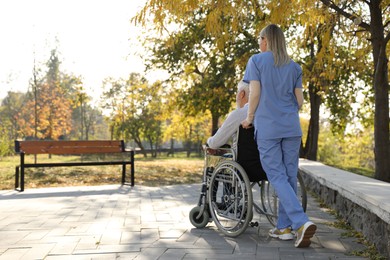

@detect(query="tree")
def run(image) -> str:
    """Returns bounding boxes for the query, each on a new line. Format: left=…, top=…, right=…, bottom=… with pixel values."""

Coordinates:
left=18, top=81, right=72, bottom=140
left=70, top=84, right=99, bottom=140
left=31, top=55, right=43, bottom=141
left=317, top=0, right=389, bottom=181
left=72, top=85, right=88, bottom=139
left=0, top=91, right=25, bottom=139
left=297, top=17, right=371, bottom=160
left=0, top=91, right=25, bottom=156
left=135, top=0, right=389, bottom=181
left=163, top=107, right=211, bottom=157
left=101, top=73, right=164, bottom=157
left=0, top=123, right=13, bottom=157
left=141, top=5, right=261, bottom=134
left=17, top=49, right=73, bottom=140
left=139, top=81, right=164, bottom=157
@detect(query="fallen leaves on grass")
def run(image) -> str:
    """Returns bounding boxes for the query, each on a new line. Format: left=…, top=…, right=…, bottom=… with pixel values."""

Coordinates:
left=136, top=159, right=204, bottom=186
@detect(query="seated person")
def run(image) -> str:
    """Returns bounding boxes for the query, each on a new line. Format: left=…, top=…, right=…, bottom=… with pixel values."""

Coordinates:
left=207, top=80, right=249, bottom=152
left=207, top=81, right=267, bottom=182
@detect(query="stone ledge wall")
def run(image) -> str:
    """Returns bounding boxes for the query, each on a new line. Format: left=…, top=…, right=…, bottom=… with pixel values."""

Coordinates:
left=299, top=168, right=390, bottom=258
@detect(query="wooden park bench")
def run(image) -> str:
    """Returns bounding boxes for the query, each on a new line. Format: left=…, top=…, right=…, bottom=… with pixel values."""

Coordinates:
left=14, top=140, right=134, bottom=192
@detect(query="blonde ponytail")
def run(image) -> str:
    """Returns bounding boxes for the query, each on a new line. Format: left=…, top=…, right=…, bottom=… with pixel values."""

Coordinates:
left=260, top=24, right=290, bottom=66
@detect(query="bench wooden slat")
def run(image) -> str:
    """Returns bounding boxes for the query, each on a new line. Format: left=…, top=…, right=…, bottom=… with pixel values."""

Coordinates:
left=20, top=140, right=122, bottom=147
left=16, top=140, right=124, bottom=154
left=24, top=146, right=123, bottom=154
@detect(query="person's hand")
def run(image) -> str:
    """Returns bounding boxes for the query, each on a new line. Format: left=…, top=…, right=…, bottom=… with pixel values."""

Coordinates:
left=241, top=119, right=253, bottom=129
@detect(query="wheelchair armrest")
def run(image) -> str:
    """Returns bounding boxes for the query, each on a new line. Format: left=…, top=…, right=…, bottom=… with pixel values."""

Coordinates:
left=204, top=145, right=234, bottom=156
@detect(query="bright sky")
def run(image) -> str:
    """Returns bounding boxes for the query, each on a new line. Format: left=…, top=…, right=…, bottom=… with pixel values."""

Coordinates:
left=0, top=0, right=160, bottom=102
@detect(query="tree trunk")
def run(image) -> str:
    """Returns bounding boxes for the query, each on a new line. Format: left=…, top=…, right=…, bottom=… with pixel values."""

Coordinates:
left=185, top=141, right=192, bottom=158
left=133, top=137, right=147, bottom=158
left=110, top=124, right=114, bottom=141
left=304, top=83, right=321, bottom=161
left=374, top=53, right=390, bottom=182
left=167, top=138, right=175, bottom=157
left=186, top=125, right=193, bottom=157
left=370, top=2, right=390, bottom=181
left=148, top=138, right=157, bottom=158
left=211, top=112, right=219, bottom=136
left=372, top=44, right=390, bottom=181
left=197, top=141, right=202, bottom=157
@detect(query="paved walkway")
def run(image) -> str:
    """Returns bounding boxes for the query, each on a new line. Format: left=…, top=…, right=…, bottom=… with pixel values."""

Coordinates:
left=0, top=184, right=367, bottom=259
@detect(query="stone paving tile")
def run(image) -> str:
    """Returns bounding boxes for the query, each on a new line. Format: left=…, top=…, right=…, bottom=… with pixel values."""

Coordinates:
left=82, top=244, right=141, bottom=254
left=254, top=247, right=280, bottom=260
left=159, top=229, right=187, bottom=239
left=0, top=247, right=30, bottom=260
left=134, top=247, right=167, bottom=260
left=158, top=249, right=187, bottom=260
left=21, top=243, right=56, bottom=260
left=120, top=231, right=142, bottom=244
left=49, top=241, right=79, bottom=255
left=184, top=252, right=259, bottom=260
left=0, top=184, right=371, bottom=259
left=46, top=253, right=123, bottom=260
left=340, top=237, right=366, bottom=253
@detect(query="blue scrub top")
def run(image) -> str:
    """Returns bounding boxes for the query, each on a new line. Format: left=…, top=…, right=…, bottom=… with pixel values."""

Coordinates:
left=243, top=51, right=303, bottom=140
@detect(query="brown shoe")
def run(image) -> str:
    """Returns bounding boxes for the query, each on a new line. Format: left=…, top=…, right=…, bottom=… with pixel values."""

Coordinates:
left=295, top=221, right=316, bottom=248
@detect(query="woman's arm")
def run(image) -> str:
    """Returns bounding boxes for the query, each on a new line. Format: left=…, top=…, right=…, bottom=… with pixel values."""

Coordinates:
left=242, top=80, right=260, bottom=128
left=294, top=87, right=303, bottom=109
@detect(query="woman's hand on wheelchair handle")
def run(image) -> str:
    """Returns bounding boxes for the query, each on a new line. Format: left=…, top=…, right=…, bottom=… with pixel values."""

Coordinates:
left=241, top=119, right=253, bottom=129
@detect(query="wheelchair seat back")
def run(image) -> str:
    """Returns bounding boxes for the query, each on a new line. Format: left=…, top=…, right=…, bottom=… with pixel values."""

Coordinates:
left=237, top=126, right=268, bottom=182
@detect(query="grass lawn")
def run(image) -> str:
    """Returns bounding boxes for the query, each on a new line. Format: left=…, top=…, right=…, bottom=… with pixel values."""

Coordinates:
left=0, top=153, right=204, bottom=190
left=0, top=151, right=375, bottom=191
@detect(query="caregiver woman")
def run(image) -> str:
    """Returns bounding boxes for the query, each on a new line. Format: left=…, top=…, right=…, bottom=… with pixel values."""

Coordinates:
left=241, top=24, right=316, bottom=248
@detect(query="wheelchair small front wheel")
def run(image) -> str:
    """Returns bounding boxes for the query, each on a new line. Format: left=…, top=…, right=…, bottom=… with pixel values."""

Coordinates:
left=189, top=206, right=209, bottom=228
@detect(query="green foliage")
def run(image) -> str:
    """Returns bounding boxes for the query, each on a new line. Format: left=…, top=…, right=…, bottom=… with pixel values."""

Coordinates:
left=318, top=125, right=343, bottom=166
left=318, top=121, right=375, bottom=177
left=143, top=6, right=260, bottom=133
left=0, top=91, right=25, bottom=141
left=0, top=132, right=12, bottom=157
left=0, top=95, right=24, bottom=156
left=101, top=73, right=164, bottom=157
left=70, top=84, right=106, bottom=140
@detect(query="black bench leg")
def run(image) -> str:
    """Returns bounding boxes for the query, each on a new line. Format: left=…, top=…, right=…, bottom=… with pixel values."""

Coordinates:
left=15, top=166, right=19, bottom=190
left=20, top=153, right=25, bottom=192
left=21, top=168, right=25, bottom=192
left=122, top=163, right=126, bottom=185
left=130, top=151, right=134, bottom=186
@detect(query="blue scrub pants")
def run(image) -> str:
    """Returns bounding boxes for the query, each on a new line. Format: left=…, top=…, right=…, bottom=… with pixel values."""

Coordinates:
left=257, top=136, right=308, bottom=230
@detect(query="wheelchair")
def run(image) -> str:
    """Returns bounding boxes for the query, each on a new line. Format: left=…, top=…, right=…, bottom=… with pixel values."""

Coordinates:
left=189, top=126, right=307, bottom=237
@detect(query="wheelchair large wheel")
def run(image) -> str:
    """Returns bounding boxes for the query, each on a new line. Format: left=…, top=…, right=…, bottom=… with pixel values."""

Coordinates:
left=260, top=171, right=307, bottom=226
left=208, top=161, right=253, bottom=237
